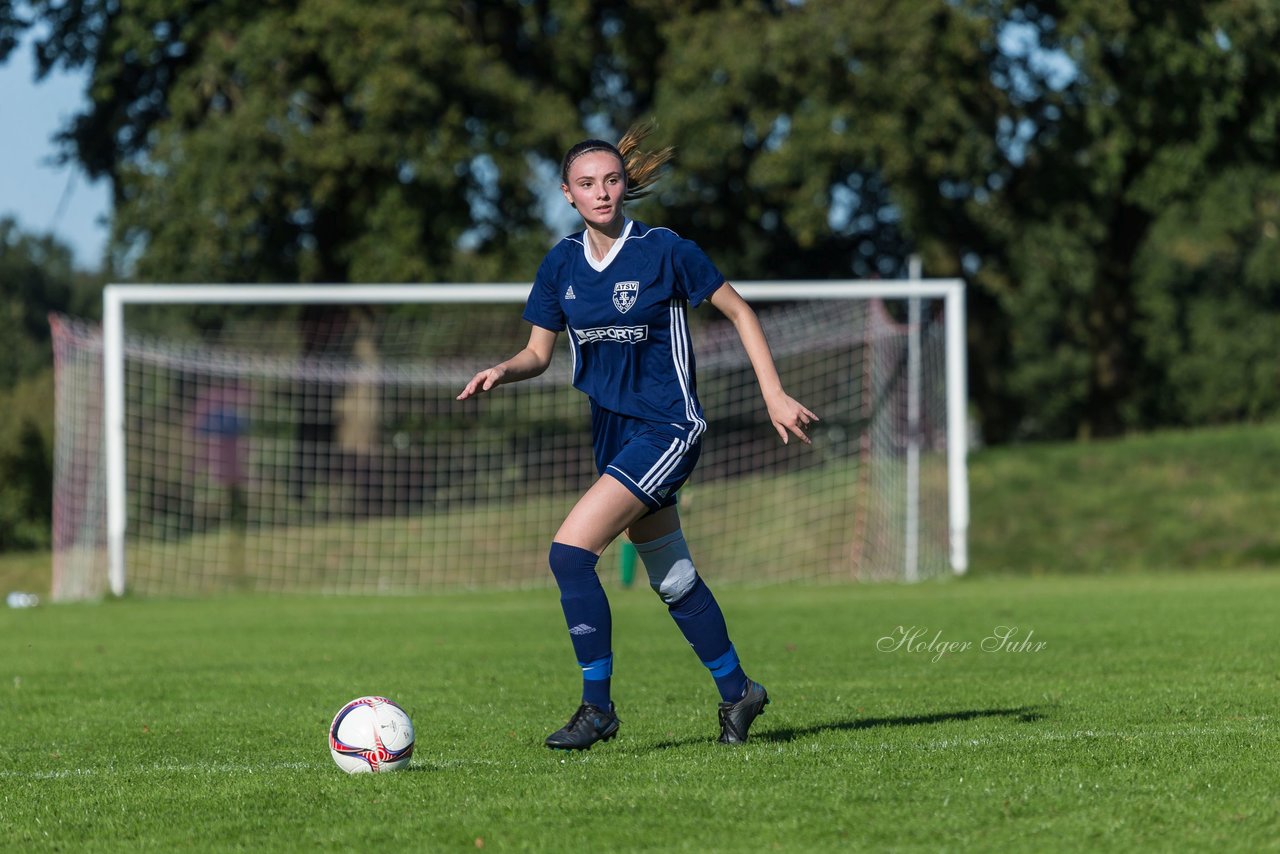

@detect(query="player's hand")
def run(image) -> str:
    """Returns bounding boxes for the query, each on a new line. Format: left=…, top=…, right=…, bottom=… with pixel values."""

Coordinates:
left=767, top=392, right=819, bottom=445
left=457, top=366, right=507, bottom=400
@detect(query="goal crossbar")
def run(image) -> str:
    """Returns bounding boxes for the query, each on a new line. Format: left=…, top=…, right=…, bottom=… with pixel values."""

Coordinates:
left=102, top=280, right=969, bottom=596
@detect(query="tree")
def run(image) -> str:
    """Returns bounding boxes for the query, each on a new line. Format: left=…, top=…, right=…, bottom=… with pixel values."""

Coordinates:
left=980, top=1, right=1280, bottom=437
left=647, top=1, right=1034, bottom=436
left=0, top=220, right=96, bottom=552
left=1135, top=167, right=1280, bottom=424
left=8, top=0, right=1280, bottom=440
left=0, top=418, right=52, bottom=551
left=641, top=1, right=927, bottom=281
left=1, top=1, right=673, bottom=284
left=0, top=217, right=98, bottom=388
left=645, top=0, right=1280, bottom=439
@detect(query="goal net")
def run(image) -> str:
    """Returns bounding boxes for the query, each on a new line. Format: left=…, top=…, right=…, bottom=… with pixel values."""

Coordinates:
left=50, top=282, right=967, bottom=600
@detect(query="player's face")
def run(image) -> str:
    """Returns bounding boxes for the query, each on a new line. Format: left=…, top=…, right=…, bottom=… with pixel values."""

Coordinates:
left=561, top=151, right=626, bottom=229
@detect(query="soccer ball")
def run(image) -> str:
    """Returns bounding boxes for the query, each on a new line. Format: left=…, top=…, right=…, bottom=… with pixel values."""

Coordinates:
left=328, top=696, right=415, bottom=774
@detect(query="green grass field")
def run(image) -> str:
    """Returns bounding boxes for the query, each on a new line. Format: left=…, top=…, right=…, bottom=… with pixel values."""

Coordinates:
left=3, top=423, right=1280, bottom=850
left=2, top=573, right=1277, bottom=851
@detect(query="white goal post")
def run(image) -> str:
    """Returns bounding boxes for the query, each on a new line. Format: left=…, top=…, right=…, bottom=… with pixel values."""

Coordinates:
left=64, top=278, right=968, bottom=599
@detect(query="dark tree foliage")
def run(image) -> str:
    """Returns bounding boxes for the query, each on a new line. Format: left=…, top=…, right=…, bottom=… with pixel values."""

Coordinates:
left=0, top=218, right=98, bottom=387
left=4, top=0, right=1280, bottom=440
left=0, top=219, right=97, bottom=551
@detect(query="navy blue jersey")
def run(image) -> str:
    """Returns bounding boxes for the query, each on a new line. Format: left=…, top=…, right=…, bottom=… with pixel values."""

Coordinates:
left=523, top=219, right=725, bottom=435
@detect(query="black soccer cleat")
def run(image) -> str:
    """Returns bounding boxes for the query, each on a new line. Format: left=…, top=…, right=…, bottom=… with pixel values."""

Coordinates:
left=544, top=702, right=620, bottom=751
left=717, top=680, right=769, bottom=744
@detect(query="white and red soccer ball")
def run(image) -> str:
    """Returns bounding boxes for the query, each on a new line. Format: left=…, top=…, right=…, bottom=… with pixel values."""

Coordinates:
left=328, top=696, right=415, bottom=774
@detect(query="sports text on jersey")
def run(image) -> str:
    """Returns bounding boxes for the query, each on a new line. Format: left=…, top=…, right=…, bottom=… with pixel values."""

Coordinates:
left=573, top=325, right=649, bottom=345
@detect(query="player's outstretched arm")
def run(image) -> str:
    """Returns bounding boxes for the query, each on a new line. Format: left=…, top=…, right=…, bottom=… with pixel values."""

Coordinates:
left=457, top=326, right=558, bottom=400
left=708, top=283, right=819, bottom=445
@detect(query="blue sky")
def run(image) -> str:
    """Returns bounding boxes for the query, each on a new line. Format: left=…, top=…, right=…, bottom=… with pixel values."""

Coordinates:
left=0, top=39, right=110, bottom=270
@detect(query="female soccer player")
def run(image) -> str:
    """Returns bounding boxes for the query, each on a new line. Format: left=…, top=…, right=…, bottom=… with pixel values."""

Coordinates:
left=458, top=124, right=817, bottom=750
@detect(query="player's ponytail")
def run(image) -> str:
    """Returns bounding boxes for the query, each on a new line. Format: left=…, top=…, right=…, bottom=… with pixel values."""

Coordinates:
left=616, top=120, right=673, bottom=202
left=559, top=119, right=673, bottom=203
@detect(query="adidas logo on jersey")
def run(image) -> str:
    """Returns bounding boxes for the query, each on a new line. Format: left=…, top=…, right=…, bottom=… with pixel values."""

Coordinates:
left=568, top=623, right=597, bottom=635
left=565, top=285, right=576, bottom=300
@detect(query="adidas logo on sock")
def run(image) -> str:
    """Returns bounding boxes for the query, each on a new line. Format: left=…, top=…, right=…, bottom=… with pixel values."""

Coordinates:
left=565, top=285, right=576, bottom=300
left=568, top=623, right=596, bottom=635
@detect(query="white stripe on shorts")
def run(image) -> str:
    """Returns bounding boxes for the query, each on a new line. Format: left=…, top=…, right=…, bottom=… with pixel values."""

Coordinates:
left=638, top=436, right=689, bottom=493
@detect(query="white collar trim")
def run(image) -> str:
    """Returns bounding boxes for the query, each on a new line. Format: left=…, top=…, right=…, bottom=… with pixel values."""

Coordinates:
left=582, top=219, right=634, bottom=272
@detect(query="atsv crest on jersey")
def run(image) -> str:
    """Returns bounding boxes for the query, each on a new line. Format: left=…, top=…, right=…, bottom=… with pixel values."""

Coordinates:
left=612, top=280, right=640, bottom=314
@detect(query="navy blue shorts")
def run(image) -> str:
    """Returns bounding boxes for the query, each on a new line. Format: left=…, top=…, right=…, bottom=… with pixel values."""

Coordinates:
left=591, top=403, right=701, bottom=512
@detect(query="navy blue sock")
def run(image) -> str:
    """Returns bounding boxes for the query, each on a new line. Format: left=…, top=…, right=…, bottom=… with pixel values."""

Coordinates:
left=667, top=577, right=749, bottom=702
left=548, top=542, right=613, bottom=709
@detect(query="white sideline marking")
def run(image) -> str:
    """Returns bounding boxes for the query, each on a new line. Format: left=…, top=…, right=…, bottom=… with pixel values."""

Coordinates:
left=0, top=721, right=1266, bottom=781
left=0, top=757, right=507, bottom=780
left=0, top=761, right=325, bottom=780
